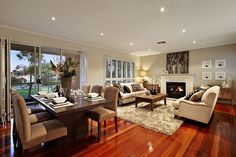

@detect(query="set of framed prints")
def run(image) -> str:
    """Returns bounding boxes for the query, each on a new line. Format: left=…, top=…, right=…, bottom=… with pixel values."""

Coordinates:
left=202, top=59, right=226, bottom=80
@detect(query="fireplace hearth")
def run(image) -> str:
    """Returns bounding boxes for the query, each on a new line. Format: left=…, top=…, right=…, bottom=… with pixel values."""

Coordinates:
left=166, top=82, right=186, bottom=98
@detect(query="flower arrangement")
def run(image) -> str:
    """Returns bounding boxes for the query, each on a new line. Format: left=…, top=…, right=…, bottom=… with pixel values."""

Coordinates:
left=50, top=57, right=79, bottom=78
left=149, top=76, right=160, bottom=95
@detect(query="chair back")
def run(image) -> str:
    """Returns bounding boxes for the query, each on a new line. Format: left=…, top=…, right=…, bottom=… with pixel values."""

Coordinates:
left=82, top=85, right=91, bottom=94
left=201, top=86, right=220, bottom=107
left=91, top=85, right=103, bottom=96
left=103, top=86, right=119, bottom=112
left=14, top=95, right=31, bottom=144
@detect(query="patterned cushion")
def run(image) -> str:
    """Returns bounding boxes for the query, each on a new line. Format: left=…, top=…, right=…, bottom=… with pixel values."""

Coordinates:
left=113, top=83, right=124, bottom=93
left=189, top=90, right=205, bottom=102
left=123, top=85, right=131, bottom=93
left=185, top=90, right=199, bottom=100
left=131, top=83, right=141, bottom=92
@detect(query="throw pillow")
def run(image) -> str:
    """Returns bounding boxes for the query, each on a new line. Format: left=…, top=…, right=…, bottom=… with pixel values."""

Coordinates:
left=189, top=90, right=205, bottom=102
left=113, top=83, right=124, bottom=93
left=131, top=83, right=141, bottom=92
left=123, top=85, right=131, bottom=93
left=185, top=90, right=199, bottom=100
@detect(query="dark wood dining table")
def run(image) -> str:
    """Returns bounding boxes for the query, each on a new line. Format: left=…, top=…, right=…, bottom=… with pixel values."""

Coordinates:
left=30, top=95, right=110, bottom=141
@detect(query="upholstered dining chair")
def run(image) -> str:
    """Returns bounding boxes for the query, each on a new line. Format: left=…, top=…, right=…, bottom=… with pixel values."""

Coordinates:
left=10, top=88, right=45, bottom=114
left=11, top=93, right=53, bottom=148
left=91, top=85, right=103, bottom=96
left=14, top=95, right=67, bottom=156
left=86, top=86, right=119, bottom=141
left=82, top=85, right=91, bottom=94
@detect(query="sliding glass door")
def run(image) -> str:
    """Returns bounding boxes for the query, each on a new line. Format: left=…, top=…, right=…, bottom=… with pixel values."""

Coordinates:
left=10, top=43, right=40, bottom=98
left=40, top=47, right=61, bottom=92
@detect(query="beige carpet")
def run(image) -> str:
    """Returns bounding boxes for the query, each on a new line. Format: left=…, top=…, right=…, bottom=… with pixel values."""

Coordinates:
left=117, top=100, right=183, bottom=135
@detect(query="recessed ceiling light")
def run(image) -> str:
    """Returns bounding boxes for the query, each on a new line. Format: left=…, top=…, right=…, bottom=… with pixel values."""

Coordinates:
left=51, top=17, right=56, bottom=21
left=182, top=29, right=186, bottom=33
left=100, top=33, right=104, bottom=36
left=129, top=42, right=133, bottom=46
left=148, top=49, right=151, bottom=51
left=160, top=7, right=165, bottom=12
left=193, top=41, right=196, bottom=44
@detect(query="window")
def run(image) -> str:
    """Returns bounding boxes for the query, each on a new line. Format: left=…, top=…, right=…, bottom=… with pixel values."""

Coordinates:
left=10, top=44, right=81, bottom=97
left=105, top=57, right=135, bottom=85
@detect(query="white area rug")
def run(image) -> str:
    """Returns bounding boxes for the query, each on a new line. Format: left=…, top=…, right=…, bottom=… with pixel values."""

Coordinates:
left=117, top=100, right=183, bottom=135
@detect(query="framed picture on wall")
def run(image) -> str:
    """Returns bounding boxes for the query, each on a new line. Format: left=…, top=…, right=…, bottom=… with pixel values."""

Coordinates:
left=202, top=72, right=212, bottom=80
left=202, top=60, right=211, bottom=68
left=215, top=59, right=226, bottom=68
left=215, top=71, right=226, bottom=80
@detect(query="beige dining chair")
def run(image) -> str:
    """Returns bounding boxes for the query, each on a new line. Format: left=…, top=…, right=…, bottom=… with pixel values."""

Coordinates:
left=86, top=86, right=119, bottom=141
left=14, top=95, right=67, bottom=156
left=11, top=93, right=53, bottom=148
left=91, top=85, right=103, bottom=96
left=10, top=88, right=45, bottom=114
left=82, top=85, right=91, bottom=94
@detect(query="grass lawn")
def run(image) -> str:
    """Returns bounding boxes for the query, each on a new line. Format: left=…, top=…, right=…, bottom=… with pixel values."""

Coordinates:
left=16, top=89, right=37, bottom=98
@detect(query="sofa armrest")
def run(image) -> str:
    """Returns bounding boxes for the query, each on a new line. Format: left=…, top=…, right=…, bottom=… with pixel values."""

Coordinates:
left=179, top=99, right=208, bottom=107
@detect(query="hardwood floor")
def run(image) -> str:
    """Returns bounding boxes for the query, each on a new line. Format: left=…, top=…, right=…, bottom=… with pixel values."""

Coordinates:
left=1, top=103, right=236, bottom=157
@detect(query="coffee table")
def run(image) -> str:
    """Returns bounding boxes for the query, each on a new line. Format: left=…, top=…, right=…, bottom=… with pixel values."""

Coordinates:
left=135, top=94, right=168, bottom=111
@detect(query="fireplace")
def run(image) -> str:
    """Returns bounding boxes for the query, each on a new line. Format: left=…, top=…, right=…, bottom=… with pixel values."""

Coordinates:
left=166, top=82, right=186, bottom=98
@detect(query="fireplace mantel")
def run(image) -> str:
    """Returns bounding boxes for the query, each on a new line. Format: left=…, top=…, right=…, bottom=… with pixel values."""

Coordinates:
left=160, top=74, right=195, bottom=96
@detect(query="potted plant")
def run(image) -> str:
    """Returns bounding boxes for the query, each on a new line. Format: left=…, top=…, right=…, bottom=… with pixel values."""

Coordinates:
left=50, top=57, right=79, bottom=98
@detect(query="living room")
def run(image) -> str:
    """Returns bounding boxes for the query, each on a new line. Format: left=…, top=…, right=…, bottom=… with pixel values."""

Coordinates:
left=0, top=0, right=236, bottom=157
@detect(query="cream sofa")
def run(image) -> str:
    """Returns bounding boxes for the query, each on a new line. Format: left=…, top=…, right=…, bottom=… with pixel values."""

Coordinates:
left=172, top=86, right=220, bottom=124
left=119, top=82, right=147, bottom=105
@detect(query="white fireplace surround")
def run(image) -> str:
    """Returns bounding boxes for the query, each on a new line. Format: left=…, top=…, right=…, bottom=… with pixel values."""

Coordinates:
left=160, top=74, right=195, bottom=96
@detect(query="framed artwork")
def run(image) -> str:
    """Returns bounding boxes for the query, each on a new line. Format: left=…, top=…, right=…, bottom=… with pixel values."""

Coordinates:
left=215, top=72, right=226, bottom=80
left=215, top=59, right=226, bottom=68
left=202, top=60, right=211, bottom=68
left=166, top=51, right=189, bottom=74
left=202, top=72, right=212, bottom=80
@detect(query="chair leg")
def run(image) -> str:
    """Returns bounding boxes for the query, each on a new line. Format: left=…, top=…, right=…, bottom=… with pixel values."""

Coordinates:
left=114, top=117, right=118, bottom=133
left=63, top=137, right=67, bottom=157
left=98, top=122, right=101, bottom=142
left=23, top=149, right=29, bottom=157
left=17, top=137, right=22, bottom=156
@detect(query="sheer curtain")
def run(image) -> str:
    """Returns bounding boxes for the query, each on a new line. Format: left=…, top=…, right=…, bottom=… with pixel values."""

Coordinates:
left=79, top=52, right=87, bottom=89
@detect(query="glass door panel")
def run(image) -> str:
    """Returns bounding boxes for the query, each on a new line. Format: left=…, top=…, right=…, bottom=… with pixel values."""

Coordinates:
left=40, top=47, right=61, bottom=92
left=10, top=43, right=39, bottom=98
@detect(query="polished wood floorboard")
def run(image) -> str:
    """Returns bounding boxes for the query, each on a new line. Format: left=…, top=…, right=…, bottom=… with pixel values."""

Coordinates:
left=0, top=103, right=236, bottom=157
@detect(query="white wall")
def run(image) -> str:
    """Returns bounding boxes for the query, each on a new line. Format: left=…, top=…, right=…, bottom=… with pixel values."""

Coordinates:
left=0, top=26, right=140, bottom=86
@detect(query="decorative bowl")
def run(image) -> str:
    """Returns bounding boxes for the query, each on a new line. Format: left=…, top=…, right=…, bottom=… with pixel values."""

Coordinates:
left=53, top=97, right=67, bottom=104
left=87, top=93, right=99, bottom=98
left=45, top=92, right=58, bottom=99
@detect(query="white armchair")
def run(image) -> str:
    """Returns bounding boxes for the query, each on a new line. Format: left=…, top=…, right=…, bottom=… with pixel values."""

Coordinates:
left=173, top=86, right=220, bottom=124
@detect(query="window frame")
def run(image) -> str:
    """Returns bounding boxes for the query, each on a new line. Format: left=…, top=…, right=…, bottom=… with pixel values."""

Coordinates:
left=104, top=56, right=135, bottom=85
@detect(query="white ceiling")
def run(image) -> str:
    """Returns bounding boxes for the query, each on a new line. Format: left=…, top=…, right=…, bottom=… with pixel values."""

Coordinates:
left=1, top=0, right=236, bottom=56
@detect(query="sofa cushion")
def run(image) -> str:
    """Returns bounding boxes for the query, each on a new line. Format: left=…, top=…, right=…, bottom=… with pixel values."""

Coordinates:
left=123, top=85, right=131, bottom=93
left=189, top=90, right=205, bottom=102
left=185, top=90, right=199, bottom=100
left=131, top=83, right=141, bottom=92
left=113, top=83, right=124, bottom=93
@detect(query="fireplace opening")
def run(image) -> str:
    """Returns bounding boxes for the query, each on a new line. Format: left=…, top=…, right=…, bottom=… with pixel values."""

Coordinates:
left=166, top=82, right=186, bottom=98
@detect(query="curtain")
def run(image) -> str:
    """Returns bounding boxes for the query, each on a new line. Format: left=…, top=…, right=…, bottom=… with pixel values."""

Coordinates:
left=0, top=38, right=11, bottom=124
left=79, top=52, right=87, bottom=89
